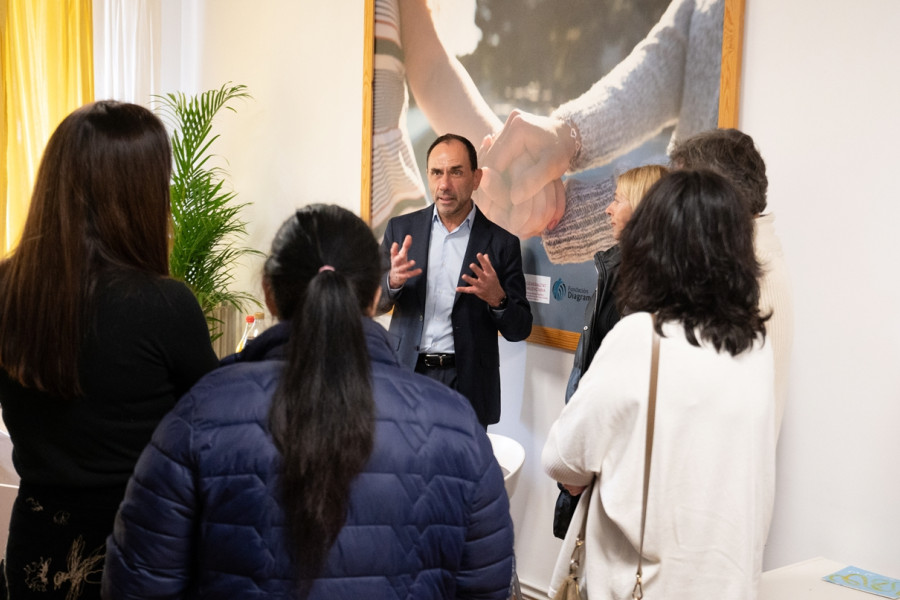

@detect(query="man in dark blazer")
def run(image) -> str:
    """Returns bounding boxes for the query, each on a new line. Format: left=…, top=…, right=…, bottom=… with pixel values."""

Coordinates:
left=378, top=134, right=532, bottom=427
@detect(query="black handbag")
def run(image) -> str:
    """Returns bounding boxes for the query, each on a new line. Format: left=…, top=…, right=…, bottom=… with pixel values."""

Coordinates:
left=553, top=484, right=580, bottom=539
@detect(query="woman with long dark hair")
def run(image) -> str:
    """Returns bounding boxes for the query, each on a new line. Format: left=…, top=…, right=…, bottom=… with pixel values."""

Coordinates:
left=103, top=204, right=513, bottom=599
left=0, top=101, right=218, bottom=598
left=543, top=170, right=775, bottom=599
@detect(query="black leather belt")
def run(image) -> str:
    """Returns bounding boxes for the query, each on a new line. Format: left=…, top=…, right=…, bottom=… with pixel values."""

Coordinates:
left=418, top=353, right=455, bottom=368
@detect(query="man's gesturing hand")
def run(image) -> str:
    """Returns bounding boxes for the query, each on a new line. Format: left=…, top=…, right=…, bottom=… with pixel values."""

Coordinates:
left=457, top=253, right=506, bottom=308
left=388, top=235, right=422, bottom=289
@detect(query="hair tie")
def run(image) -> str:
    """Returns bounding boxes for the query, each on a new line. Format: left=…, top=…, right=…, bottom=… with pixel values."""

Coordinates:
left=318, top=265, right=335, bottom=273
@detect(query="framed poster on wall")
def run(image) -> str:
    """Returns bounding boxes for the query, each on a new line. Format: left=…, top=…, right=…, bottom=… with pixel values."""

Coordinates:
left=361, top=0, right=745, bottom=351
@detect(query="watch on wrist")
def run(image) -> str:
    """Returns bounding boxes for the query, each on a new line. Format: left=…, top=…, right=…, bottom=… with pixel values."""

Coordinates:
left=494, top=295, right=508, bottom=310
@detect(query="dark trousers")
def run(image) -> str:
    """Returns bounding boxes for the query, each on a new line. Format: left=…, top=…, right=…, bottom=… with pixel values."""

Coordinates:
left=414, top=360, right=459, bottom=392
left=414, top=356, right=487, bottom=429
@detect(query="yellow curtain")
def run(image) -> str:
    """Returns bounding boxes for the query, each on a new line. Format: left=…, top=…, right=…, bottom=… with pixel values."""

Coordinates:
left=1, top=0, right=94, bottom=255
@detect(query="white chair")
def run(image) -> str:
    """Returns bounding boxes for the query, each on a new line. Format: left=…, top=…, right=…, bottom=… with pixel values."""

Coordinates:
left=486, top=433, right=525, bottom=499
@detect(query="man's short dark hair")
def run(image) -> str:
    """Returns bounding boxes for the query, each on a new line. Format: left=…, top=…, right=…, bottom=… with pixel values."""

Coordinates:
left=669, top=128, right=768, bottom=215
left=427, top=133, right=478, bottom=171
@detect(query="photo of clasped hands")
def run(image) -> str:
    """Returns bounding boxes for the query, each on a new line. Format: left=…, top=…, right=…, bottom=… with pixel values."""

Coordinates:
left=475, top=109, right=578, bottom=239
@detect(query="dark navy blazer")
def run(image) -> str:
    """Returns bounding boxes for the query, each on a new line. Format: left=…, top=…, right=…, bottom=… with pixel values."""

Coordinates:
left=378, top=204, right=532, bottom=425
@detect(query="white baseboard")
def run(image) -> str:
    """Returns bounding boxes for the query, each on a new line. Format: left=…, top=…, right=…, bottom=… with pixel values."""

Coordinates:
left=517, top=578, right=548, bottom=600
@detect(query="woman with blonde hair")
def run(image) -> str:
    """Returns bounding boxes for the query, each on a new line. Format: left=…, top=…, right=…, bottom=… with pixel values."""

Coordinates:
left=0, top=101, right=217, bottom=598
left=566, top=164, right=668, bottom=400
left=554, top=164, right=667, bottom=539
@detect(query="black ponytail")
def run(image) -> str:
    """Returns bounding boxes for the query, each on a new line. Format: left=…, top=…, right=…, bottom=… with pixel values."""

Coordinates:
left=265, top=205, right=381, bottom=593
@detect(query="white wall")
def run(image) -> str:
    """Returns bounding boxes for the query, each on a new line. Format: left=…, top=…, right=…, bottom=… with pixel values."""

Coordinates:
left=165, top=0, right=900, bottom=593
left=159, top=0, right=368, bottom=305
left=740, top=0, right=900, bottom=576
left=494, top=340, right=568, bottom=593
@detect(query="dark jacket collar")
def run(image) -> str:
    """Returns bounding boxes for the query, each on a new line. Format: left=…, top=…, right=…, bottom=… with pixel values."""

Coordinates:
left=593, top=244, right=621, bottom=273
left=220, top=318, right=399, bottom=368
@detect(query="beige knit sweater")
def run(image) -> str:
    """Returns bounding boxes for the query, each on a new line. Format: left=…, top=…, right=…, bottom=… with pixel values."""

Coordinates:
left=755, top=213, right=794, bottom=438
left=545, top=0, right=724, bottom=264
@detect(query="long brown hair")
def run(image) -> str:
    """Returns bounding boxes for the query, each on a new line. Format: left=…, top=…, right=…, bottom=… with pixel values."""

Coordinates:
left=265, top=205, right=380, bottom=595
left=0, top=101, right=172, bottom=397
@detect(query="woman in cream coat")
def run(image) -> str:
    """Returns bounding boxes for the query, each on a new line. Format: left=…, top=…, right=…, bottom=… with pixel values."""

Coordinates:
left=543, top=169, right=776, bottom=599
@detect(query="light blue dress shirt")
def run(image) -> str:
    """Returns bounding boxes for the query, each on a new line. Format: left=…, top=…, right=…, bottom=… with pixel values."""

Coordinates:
left=418, top=204, right=476, bottom=354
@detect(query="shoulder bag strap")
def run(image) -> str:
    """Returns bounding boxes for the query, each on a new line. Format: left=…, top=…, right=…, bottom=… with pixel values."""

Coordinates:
left=567, top=492, right=589, bottom=578
left=633, top=314, right=660, bottom=600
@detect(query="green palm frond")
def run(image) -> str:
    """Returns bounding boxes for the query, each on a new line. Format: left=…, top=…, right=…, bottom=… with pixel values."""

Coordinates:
left=154, top=83, right=262, bottom=341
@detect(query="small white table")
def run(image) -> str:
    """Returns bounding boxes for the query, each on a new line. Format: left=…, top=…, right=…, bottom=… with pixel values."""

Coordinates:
left=761, top=557, right=870, bottom=599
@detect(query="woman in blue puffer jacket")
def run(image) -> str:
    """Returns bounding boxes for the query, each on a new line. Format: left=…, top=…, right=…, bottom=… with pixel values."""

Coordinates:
left=101, top=204, right=514, bottom=600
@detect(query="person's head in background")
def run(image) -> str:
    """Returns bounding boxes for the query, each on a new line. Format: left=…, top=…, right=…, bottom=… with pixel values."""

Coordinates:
left=605, top=164, right=669, bottom=239
left=0, top=100, right=172, bottom=398
left=669, top=128, right=768, bottom=216
left=617, top=169, right=767, bottom=356
left=262, top=204, right=382, bottom=593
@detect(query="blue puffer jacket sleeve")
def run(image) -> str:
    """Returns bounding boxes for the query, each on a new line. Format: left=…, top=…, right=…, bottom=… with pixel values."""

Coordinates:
left=457, top=431, right=515, bottom=598
left=102, top=397, right=199, bottom=599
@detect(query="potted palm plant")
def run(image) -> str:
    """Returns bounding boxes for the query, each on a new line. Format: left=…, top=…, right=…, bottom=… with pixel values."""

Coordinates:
left=155, top=83, right=262, bottom=344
